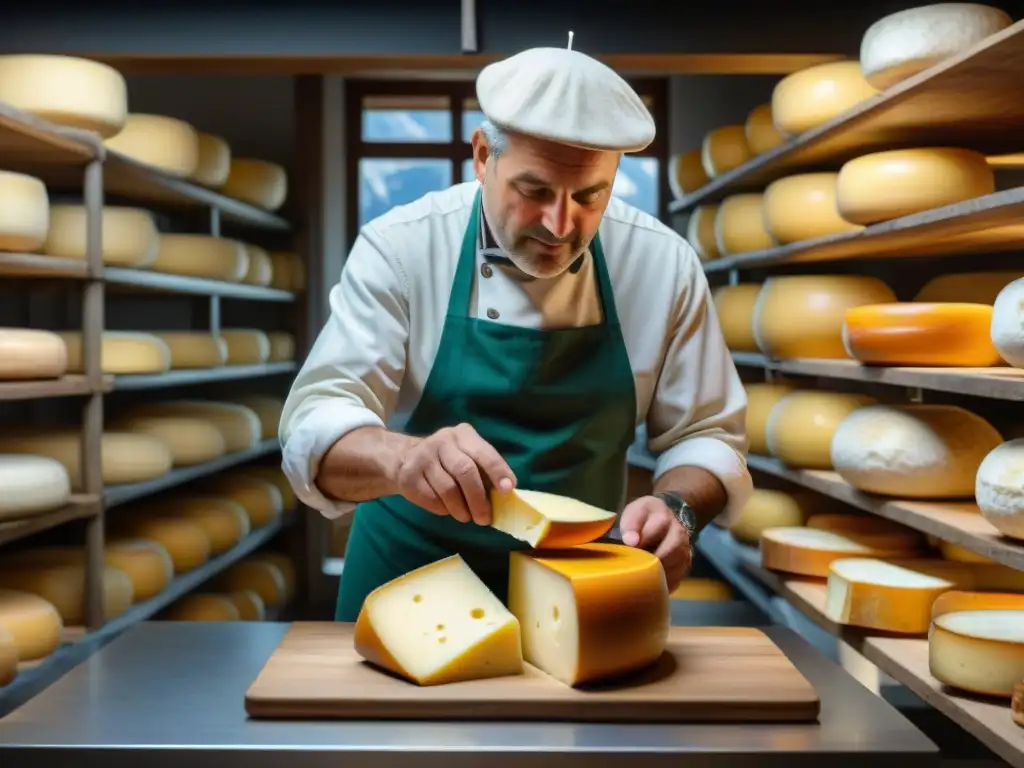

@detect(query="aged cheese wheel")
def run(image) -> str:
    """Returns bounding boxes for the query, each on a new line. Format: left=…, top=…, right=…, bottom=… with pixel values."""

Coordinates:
left=991, top=277, right=1024, bottom=367
left=59, top=330, right=171, bottom=375
left=145, top=497, right=251, bottom=555
left=0, top=328, right=67, bottom=380
left=745, top=382, right=798, bottom=455
left=219, top=329, right=270, bottom=365
left=842, top=302, right=1002, bottom=367
left=761, top=526, right=921, bottom=577
left=712, top=283, right=762, bottom=352
left=267, top=332, right=296, bottom=362
left=744, top=103, right=786, bottom=155
left=762, top=173, right=863, bottom=243
left=220, top=158, right=288, bottom=211
left=914, top=270, right=1022, bottom=304
left=836, top=148, right=995, bottom=225
left=103, top=540, right=174, bottom=601
left=0, top=588, right=62, bottom=661
left=766, top=390, right=877, bottom=469
left=701, top=125, right=754, bottom=177
left=216, top=560, right=288, bottom=608
left=109, top=414, right=227, bottom=466
left=668, top=149, right=709, bottom=199
left=671, top=578, right=734, bottom=601
left=860, top=4, right=1012, bottom=90
left=190, top=132, right=231, bottom=187
left=236, top=396, right=283, bottom=440
left=715, top=194, right=773, bottom=255
left=153, top=332, right=228, bottom=369
left=753, top=275, right=897, bottom=359
left=0, top=454, right=71, bottom=519
left=239, top=466, right=297, bottom=513
left=0, top=564, right=133, bottom=625
left=772, top=61, right=879, bottom=136
left=976, top=439, right=1024, bottom=541
left=268, top=251, right=305, bottom=291
left=43, top=205, right=159, bottom=268
left=226, top=589, right=266, bottom=621
left=729, top=488, right=813, bottom=544
left=242, top=244, right=273, bottom=286
left=200, top=475, right=284, bottom=528
left=0, top=54, right=127, bottom=137
left=165, top=594, right=240, bottom=622
left=150, top=235, right=249, bottom=282
left=0, top=171, right=49, bottom=252
left=685, top=205, right=720, bottom=261
left=111, top=517, right=211, bottom=573
left=830, top=404, right=1002, bottom=499
left=0, top=626, right=16, bottom=686
left=250, top=551, right=296, bottom=602
left=126, top=400, right=261, bottom=453
left=104, top=114, right=200, bottom=177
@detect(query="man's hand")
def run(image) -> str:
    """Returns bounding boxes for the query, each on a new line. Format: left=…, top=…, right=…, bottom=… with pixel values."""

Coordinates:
left=391, top=423, right=515, bottom=525
left=619, top=495, right=692, bottom=591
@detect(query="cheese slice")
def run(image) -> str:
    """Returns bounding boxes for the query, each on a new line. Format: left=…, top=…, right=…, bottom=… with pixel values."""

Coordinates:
left=165, top=594, right=240, bottom=622
left=226, top=589, right=266, bottom=621
left=125, top=400, right=261, bottom=452
left=191, top=132, right=231, bottom=187
left=686, top=205, right=720, bottom=261
left=215, top=560, right=287, bottom=608
left=0, top=626, right=16, bottom=686
left=0, top=454, right=71, bottom=519
left=760, top=527, right=922, bottom=577
left=220, top=158, right=288, bottom=211
left=235, top=396, right=283, bottom=441
left=150, top=235, right=249, bottom=282
left=745, top=382, right=798, bottom=455
left=713, top=283, right=762, bottom=352
left=729, top=488, right=813, bottom=545
left=744, top=103, right=785, bottom=155
left=0, top=170, right=49, bottom=252
left=914, top=271, right=1022, bottom=304
left=43, top=205, right=159, bottom=268
left=668, top=149, right=710, bottom=199
left=0, top=564, right=133, bottom=625
left=199, top=474, right=283, bottom=528
left=0, top=328, right=67, bottom=380
left=715, top=194, right=773, bottom=255
left=153, top=332, right=228, bottom=369
left=991, top=277, right=1024, bottom=368
left=103, top=114, right=200, bottom=177
left=268, top=251, right=305, bottom=292
left=976, top=439, right=1024, bottom=542
left=109, top=414, right=227, bottom=466
left=701, top=125, right=754, bottom=177
left=59, top=330, right=171, bottom=375
left=508, top=542, right=670, bottom=686
left=763, top=173, right=862, bottom=244
left=765, top=390, right=877, bottom=469
left=219, top=329, right=270, bottom=365
left=0, top=588, right=62, bottom=661
left=242, top=244, right=273, bottom=286
left=141, top=496, right=251, bottom=555
left=354, top=554, right=524, bottom=686
left=109, top=517, right=211, bottom=573
left=489, top=488, right=616, bottom=548
left=772, top=61, right=879, bottom=136
left=267, top=332, right=296, bottom=362
left=671, top=578, right=734, bottom=601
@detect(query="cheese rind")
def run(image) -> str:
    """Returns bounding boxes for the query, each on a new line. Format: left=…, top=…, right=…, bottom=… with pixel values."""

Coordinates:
left=44, top=205, right=159, bottom=267
left=104, top=114, right=200, bottom=177
left=686, top=205, right=720, bottom=261
left=713, top=283, right=762, bottom=352
left=219, top=329, right=271, bottom=364
left=226, top=589, right=266, bottom=621
left=220, top=159, right=288, bottom=211
left=239, top=466, right=297, bottom=514
left=165, top=594, right=241, bottom=622
left=744, top=103, right=785, bottom=155
left=0, top=328, right=67, bottom=380
left=745, top=382, right=798, bottom=455
left=191, top=133, right=232, bottom=187
left=242, top=244, right=273, bottom=286
left=762, top=173, right=863, bottom=244
left=0, top=171, right=49, bottom=252
left=930, top=603, right=1024, bottom=697
left=0, top=454, right=72, bottom=518
left=765, top=390, right=877, bottom=469
left=199, top=474, right=283, bottom=528
left=0, top=588, right=62, bottom=661
left=761, top=526, right=922, bottom=577
left=670, top=578, right=734, bottom=601
left=729, top=488, right=812, bottom=544
left=111, top=516, right=211, bottom=573
left=0, top=564, right=134, bottom=625
left=153, top=332, right=228, bottom=369
left=235, top=396, right=283, bottom=441
left=59, top=331, right=171, bottom=375
left=250, top=552, right=297, bottom=603
left=268, top=251, right=305, bottom=292
left=976, top=439, right=1024, bottom=541
left=771, top=61, right=879, bottom=136
left=355, top=554, right=524, bottom=685
left=701, top=125, right=754, bottom=177
left=714, top=193, right=773, bottom=255
left=267, top=332, right=296, bottom=362
left=126, top=400, right=261, bottom=453
left=144, top=496, right=251, bottom=555
left=668, top=150, right=709, bottom=199
left=914, top=271, right=1022, bottom=304
left=488, top=488, right=615, bottom=548
left=508, top=543, right=670, bottom=686
left=216, top=560, right=287, bottom=607
left=150, top=235, right=249, bottom=282
left=110, top=414, right=227, bottom=466
left=991, top=277, right=1024, bottom=368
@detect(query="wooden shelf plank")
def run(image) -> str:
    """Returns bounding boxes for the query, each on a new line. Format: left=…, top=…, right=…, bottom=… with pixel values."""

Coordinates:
left=0, top=497, right=99, bottom=548
left=0, top=252, right=88, bottom=279
left=670, top=21, right=1024, bottom=213
left=104, top=267, right=296, bottom=301
left=0, top=101, right=99, bottom=168
left=0, top=376, right=98, bottom=401
left=746, top=454, right=1024, bottom=572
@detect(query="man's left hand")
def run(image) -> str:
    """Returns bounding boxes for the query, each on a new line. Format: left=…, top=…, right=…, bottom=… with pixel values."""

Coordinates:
left=618, top=495, right=692, bottom=591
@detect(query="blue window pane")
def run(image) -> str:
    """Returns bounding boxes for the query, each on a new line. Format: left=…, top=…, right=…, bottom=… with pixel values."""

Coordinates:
left=362, top=109, right=452, bottom=142
left=358, top=159, right=453, bottom=227
left=462, top=109, right=485, bottom=142
left=613, top=156, right=659, bottom=217
left=462, top=158, right=477, bottom=183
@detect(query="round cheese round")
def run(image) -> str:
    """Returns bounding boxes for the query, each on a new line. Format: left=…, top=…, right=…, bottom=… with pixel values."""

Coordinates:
left=153, top=332, right=229, bottom=370
left=201, top=475, right=284, bottom=528
left=268, top=251, right=304, bottom=292
left=236, top=396, right=283, bottom=441
left=103, top=539, right=174, bottom=601
left=170, top=498, right=251, bottom=554
left=110, top=414, right=227, bottom=466
left=729, top=488, right=812, bottom=544
left=762, top=173, right=863, bottom=243
left=766, top=390, right=877, bottom=469
left=714, top=194, right=773, bottom=255
left=0, top=171, right=49, bottom=252
left=226, top=589, right=266, bottom=621
left=0, top=454, right=71, bottom=519
left=267, top=332, right=296, bottom=362
left=668, top=149, right=709, bottom=199
left=0, top=328, right=67, bottom=380
left=772, top=61, right=879, bottom=136
left=150, top=235, right=249, bottom=282
left=670, top=578, right=734, bottom=601
left=239, top=466, right=297, bottom=513
left=0, top=588, right=62, bottom=661
left=219, top=329, right=270, bottom=365
left=745, top=382, right=798, bottom=455
left=164, top=594, right=240, bottom=622
left=220, top=158, right=287, bottom=211
left=43, top=205, right=159, bottom=267
left=915, top=270, right=1021, bottom=304
left=242, top=244, right=273, bottom=286
left=930, top=603, right=1024, bottom=697
left=0, top=564, right=133, bottom=625
left=103, top=114, right=200, bottom=177
left=991, top=277, right=1024, bottom=367
left=975, top=439, right=1024, bottom=541
left=701, top=125, right=754, bottom=177
left=112, top=517, right=211, bottom=573
left=250, top=551, right=296, bottom=603
left=712, top=283, right=762, bottom=352
left=685, top=204, right=720, bottom=261
left=127, top=401, right=261, bottom=453
left=761, top=526, right=920, bottom=578
left=216, top=560, right=288, bottom=608
left=744, top=103, right=785, bottom=155
left=190, top=132, right=232, bottom=187
left=58, top=330, right=171, bottom=375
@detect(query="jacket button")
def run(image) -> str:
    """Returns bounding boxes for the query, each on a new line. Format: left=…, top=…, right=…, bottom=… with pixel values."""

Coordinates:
left=486, top=308, right=500, bottom=320
left=480, top=263, right=493, bottom=278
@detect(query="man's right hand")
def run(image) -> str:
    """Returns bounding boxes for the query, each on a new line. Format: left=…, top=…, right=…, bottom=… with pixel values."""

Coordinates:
left=390, top=423, right=515, bottom=525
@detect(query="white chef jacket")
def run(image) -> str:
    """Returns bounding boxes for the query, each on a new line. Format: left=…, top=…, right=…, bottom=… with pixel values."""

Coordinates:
left=280, top=181, right=752, bottom=522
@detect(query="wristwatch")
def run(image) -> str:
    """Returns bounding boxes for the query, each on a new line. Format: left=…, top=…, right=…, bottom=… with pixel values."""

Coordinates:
left=655, top=491, right=697, bottom=538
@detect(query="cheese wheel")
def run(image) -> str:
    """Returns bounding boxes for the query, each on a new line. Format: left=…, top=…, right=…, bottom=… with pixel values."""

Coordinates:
left=729, top=488, right=813, bottom=544
left=165, top=594, right=240, bottom=622
left=860, top=4, right=1013, bottom=90
left=0, top=454, right=72, bottom=519
left=126, top=400, right=261, bottom=453
left=940, top=540, right=993, bottom=563
left=0, top=328, right=67, bottom=380
left=43, top=205, right=159, bottom=267
left=745, top=382, right=798, bottom=455
left=671, top=578, right=734, bottom=601
left=249, top=551, right=296, bottom=602
left=190, top=132, right=232, bottom=187
left=226, top=589, right=266, bottom=621
left=712, top=284, right=761, bottom=352
left=766, top=390, right=877, bottom=469
left=976, top=439, right=1024, bottom=541
left=267, top=332, right=296, bottom=362
left=103, top=114, right=200, bottom=177
left=235, top=396, right=283, bottom=440
left=219, top=329, right=271, bottom=365
left=0, top=430, right=172, bottom=489
left=744, top=103, right=786, bottom=155
left=701, top=125, right=754, bottom=177
left=200, top=475, right=283, bottom=527
left=509, top=543, right=670, bottom=686
left=836, top=148, right=995, bottom=225
left=831, top=404, right=1002, bottom=499
left=772, top=61, right=879, bottom=136
left=806, top=513, right=923, bottom=541
left=991, top=277, right=1024, bottom=367
left=714, top=194, right=773, bottom=255
left=762, top=173, right=863, bottom=243
left=0, top=54, right=127, bottom=137
left=103, top=540, right=174, bottom=601
left=488, top=488, right=616, bottom=548
left=753, top=275, right=897, bottom=359
left=110, top=414, right=226, bottom=466
left=111, top=517, right=211, bottom=573
left=239, top=466, right=297, bottom=513
left=242, top=245, right=273, bottom=286
left=139, top=496, right=250, bottom=555
left=914, top=271, right=1022, bottom=304
left=216, top=560, right=288, bottom=608
left=220, top=159, right=288, bottom=211
left=685, top=205, right=720, bottom=261
left=0, top=589, right=62, bottom=661
left=0, top=626, right=16, bottom=686
left=668, top=150, right=709, bottom=199
left=843, top=302, right=1002, bottom=367
left=0, top=564, right=133, bottom=625
left=152, top=332, right=228, bottom=369
left=59, top=331, right=171, bottom=375
left=268, top=251, right=304, bottom=292
left=761, top=526, right=922, bottom=577
left=150, top=235, right=249, bottom=282
left=0, top=171, right=48, bottom=252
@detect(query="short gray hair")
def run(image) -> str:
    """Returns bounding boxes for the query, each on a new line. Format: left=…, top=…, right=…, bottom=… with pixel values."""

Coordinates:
left=479, top=119, right=509, bottom=159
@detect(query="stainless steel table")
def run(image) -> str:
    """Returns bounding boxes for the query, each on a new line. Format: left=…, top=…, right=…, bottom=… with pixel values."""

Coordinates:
left=0, top=604, right=938, bottom=768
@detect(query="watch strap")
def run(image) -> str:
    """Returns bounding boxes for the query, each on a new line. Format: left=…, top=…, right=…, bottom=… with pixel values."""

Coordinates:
left=655, top=491, right=697, bottom=536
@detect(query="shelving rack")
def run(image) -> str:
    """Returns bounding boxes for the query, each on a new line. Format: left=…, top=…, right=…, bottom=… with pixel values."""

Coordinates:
left=0, top=100, right=302, bottom=715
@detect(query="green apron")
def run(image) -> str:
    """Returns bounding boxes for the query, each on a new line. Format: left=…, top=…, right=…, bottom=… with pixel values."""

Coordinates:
left=335, top=190, right=637, bottom=621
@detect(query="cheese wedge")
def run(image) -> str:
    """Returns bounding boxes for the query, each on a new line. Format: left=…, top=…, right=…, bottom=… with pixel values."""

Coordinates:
left=354, top=554, right=523, bottom=686
left=508, top=543, right=670, bottom=687
left=489, top=488, right=616, bottom=548
left=761, top=526, right=922, bottom=577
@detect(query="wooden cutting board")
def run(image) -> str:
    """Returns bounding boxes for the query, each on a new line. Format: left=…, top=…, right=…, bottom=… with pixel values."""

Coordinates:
left=244, top=622, right=820, bottom=722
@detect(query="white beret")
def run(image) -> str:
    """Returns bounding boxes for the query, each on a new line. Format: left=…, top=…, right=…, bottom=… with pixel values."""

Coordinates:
left=476, top=45, right=655, bottom=153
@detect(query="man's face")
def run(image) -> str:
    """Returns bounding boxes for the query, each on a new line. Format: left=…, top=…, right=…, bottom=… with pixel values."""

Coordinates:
left=471, top=128, right=619, bottom=279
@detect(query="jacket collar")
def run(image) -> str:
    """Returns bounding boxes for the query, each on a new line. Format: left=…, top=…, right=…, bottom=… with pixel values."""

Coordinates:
left=477, top=201, right=586, bottom=275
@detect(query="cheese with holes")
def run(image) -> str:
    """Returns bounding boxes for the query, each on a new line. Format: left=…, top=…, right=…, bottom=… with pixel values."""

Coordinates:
left=220, top=158, right=288, bottom=211
left=686, top=205, right=720, bottom=261
left=0, top=589, right=61, bottom=661
left=0, top=564, right=133, bottom=625
left=976, top=439, right=1024, bottom=541
left=772, top=61, right=878, bottom=136
left=111, top=516, right=211, bottom=573
left=701, top=125, right=754, bottom=177
left=0, top=329, right=67, bottom=380
left=150, top=235, right=249, bottom=282
left=251, top=552, right=296, bottom=602
left=43, top=205, right=159, bottom=267
left=715, top=194, right=773, bottom=255
left=730, top=488, right=813, bottom=544
left=355, top=554, right=523, bottom=685
left=267, top=332, right=296, bottom=362
left=0, top=171, right=49, bottom=252
left=269, top=251, right=304, bottom=291
left=165, top=594, right=240, bottom=622
left=240, top=467, right=297, bottom=513
left=200, top=475, right=283, bottom=527
left=837, top=148, right=995, bottom=225
left=831, top=404, right=1002, bottom=498
left=59, top=331, right=171, bottom=374
left=860, top=4, right=1012, bottom=90
left=103, top=114, right=200, bottom=177
left=191, top=132, right=231, bottom=187
left=0, top=626, right=15, bottom=686
left=992, top=277, right=1024, bottom=367
left=760, top=527, right=922, bottom=577
left=668, top=150, right=709, bottom=199
left=671, top=578, right=733, bottom=601
left=762, top=173, right=863, bottom=243
left=152, top=332, right=228, bottom=369
left=216, top=560, right=287, bottom=607
left=219, top=329, right=270, bottom=364
left=843, top=302, right=1002, bottom=367
left=0, top=454, right=71, bottom=519
left=144, top=496, right=251, bottom=555
left=509, top=543, right=669, bottom=686
left=242, top=244, right=273, bottom=286
left=226, top=589, right=265, bottom=621
left=488, top=488, right=616, bottom=548
left=929, top=590, right=1024, bottom=697
left=745, top=382, right=797, bottom=454
left=0, top=54, right=127, bottom=138
left=766, top=390, right=877, bottom=469
left=713, top=283, right=762, bottom=352
left=745, top=103, right=785, bottom=155
left=914, top=271, right=1022, bottom=304
left=236, top=396, right=283, bottom=440
left=110, top=414, right=226, bottom=466
left=126, top=400, right=261, bottom=452
left=753, top=275, right=897, bottom=359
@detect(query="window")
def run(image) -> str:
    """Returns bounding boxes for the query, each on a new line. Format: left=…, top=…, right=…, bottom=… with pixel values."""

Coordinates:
left=346, top=79, right=669, bottom=243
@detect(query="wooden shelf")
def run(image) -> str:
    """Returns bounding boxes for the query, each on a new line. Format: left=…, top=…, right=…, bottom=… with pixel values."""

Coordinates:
left=746, top=454, right=1024, bottom=572
left=0, top=376, right=101, bottom=401
left=105, top=267, right=296, bottom=301
left=0, top=496, right=98, bottom=548
left=0, top=101, right=99, bottom=168
left=670, top=21, right=1024, bottom=213
left=0, top=253, right=89, bottom=279
left=114, top=362, right=297, bottom=390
